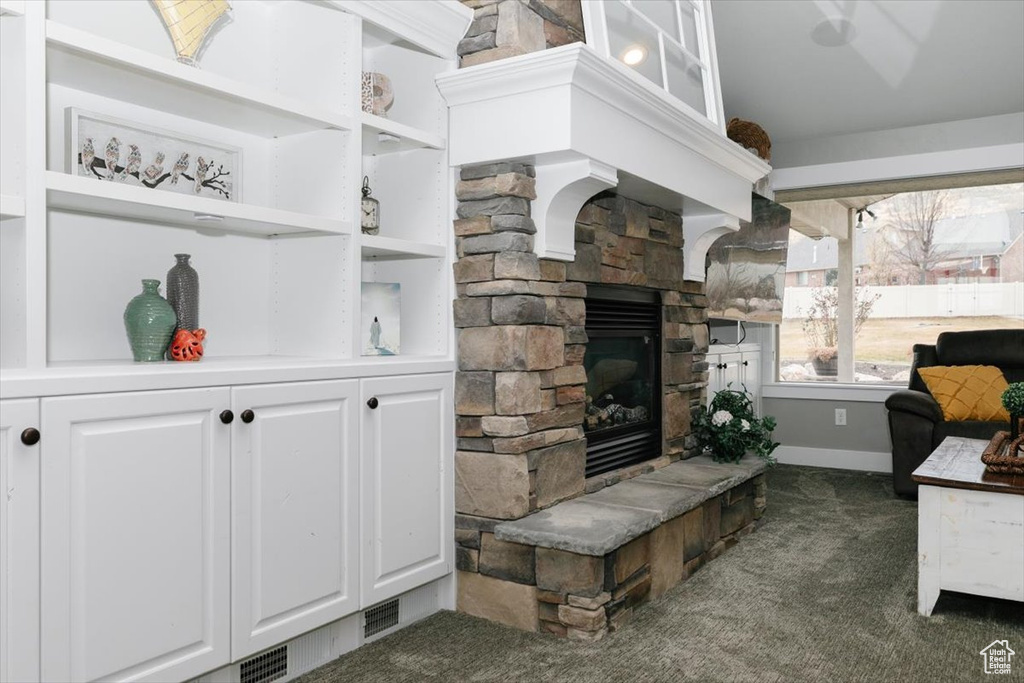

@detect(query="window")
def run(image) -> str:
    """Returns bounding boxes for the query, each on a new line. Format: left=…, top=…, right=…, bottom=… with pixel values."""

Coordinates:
left=778, top=182, right=1024, bottom=384
left=582, top=0, right=723, bottom=130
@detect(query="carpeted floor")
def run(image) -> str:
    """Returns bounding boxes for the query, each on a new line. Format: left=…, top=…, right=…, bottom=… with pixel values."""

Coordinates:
left=298, top=465, right=1024, bottom=682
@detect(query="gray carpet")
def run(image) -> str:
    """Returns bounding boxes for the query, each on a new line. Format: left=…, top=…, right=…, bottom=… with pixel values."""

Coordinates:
left=298, top=465, right=1024, bottom=682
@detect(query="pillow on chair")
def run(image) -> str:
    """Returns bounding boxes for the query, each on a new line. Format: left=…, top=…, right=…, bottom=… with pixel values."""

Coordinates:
left=917, top=365, right=1010, bottom=422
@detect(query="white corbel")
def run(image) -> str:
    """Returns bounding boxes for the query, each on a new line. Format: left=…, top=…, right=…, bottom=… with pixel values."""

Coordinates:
left=682, top=213, right=741, bottom=283
left=532, top=158, right=618, bottom=261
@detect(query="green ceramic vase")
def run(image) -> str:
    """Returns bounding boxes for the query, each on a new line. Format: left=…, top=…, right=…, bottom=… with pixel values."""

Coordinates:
left=124, top=279, right=176, bottom=362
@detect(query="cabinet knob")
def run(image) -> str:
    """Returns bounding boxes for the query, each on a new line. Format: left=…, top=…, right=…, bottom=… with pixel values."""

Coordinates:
left=720, top=363, right=727, bottom=369
left=219, top=410, right=234, bottom=424
left=20, top=428, right=40, bottom=446
left=367, top=397, right=379, bottom=409
left=241, top=409, right=255, bottom=424
left=743, top=360, right=749, bottom=366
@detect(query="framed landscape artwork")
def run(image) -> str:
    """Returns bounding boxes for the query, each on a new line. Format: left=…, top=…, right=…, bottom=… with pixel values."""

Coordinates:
left=66, top=108, right=240, bottom=202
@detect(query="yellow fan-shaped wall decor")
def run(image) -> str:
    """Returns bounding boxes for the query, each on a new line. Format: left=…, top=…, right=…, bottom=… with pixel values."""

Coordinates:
left=152, top=0, right=231, bottom=66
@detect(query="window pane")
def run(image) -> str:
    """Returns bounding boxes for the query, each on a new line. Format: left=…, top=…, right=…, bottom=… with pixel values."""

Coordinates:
left=679, top=1, right=701, bottom=57
left=779, top=234, right=840, bottom=382
left=851, top=184, right=1024, bottom=384
left=664, top=40, right=706, bottom=115
left=606, top=1, right=664, bottom=87
left=780, top=182, right=1024, bottom=384
left=632, top=0, right=679, bottom=42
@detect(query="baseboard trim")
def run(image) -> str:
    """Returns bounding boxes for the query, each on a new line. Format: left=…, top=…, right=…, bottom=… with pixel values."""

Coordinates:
left=774, top=445, right=892, bottom=473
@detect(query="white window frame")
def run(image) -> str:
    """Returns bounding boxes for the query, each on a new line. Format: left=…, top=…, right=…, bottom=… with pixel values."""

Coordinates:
left=581, top=0, right=726, bottom=134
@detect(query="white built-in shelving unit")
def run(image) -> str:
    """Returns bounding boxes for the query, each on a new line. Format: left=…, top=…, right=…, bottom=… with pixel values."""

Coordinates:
left=0, top=0, right=463, bottom=389
left=0, top=2, right=470, bottom=682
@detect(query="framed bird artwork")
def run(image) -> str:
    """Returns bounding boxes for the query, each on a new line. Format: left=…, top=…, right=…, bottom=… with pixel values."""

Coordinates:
left=65, top=108, right=241, bottom=203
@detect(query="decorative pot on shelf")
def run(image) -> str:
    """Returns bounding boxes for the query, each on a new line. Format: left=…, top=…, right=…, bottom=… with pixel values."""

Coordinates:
left=361, top=72, right=394, bottom=117
left=124, top=279, right=177, bottom=362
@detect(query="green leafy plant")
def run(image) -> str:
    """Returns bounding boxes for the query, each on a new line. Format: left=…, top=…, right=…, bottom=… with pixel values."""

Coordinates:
left=1002, top=382, right=1024, bottom=416
left=691, top=385, right=779, bottom=464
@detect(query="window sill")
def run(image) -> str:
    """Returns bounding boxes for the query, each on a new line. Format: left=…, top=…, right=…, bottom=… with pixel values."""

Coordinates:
left=762, top=382, right=900, bottom=403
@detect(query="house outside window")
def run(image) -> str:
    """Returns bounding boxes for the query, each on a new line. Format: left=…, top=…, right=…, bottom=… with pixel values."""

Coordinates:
left=582, top=0, right=724, bottom=131
left=778, top=182, right=1024, bottom=385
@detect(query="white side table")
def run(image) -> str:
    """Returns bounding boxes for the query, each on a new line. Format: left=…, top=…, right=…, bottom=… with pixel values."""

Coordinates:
left=912, top=437, right=1024, bottom=616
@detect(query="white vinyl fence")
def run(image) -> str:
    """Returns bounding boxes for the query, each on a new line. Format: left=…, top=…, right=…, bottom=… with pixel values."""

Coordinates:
left=783, top=282, right=1024, bottom=320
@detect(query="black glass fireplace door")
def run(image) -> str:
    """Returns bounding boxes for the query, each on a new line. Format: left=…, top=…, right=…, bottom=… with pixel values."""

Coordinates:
left=583, top=290, right=661, bottom=478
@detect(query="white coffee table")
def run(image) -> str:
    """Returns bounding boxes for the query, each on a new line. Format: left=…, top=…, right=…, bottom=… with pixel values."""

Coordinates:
left=912, top=436, right=1024, bottom=616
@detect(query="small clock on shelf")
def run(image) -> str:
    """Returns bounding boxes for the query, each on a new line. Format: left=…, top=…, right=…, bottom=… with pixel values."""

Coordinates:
left=361, top=176, right=380, bottom=235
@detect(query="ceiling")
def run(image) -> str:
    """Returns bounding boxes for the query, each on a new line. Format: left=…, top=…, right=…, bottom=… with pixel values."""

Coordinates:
left=712, top=0, right=1024, bottom=144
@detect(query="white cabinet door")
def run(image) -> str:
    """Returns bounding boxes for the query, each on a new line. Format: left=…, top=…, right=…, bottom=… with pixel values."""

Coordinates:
left=1, top=399, right=40, bottom=683
left=40, top=388, right=231, bottom=683
left=710, top=352, right=741, bottom=402
left=360, top=373, right=452, bottom=606
left=231, top=380, right=359, bottom=659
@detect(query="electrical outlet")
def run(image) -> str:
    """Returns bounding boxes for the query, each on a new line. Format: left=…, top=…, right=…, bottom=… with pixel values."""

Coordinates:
left=835, top=408, right=847, bottom=426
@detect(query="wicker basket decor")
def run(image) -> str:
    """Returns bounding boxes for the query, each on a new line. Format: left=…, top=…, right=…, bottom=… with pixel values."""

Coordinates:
left=726, top=118, right=771, bottom=162
left=981, top=431, right=1024, bottom=474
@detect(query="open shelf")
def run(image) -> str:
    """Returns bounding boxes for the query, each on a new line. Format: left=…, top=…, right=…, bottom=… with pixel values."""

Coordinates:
left=46, top=21, right=353, bottom=139
left=46, top=171, right=352, bottom=237
left=361, top=235, right=446, bottom=260
left=0, top=194, right=24, bottom=220
left=362, top=113, right=445, bottom=155
left=0, top=0, right=23, bottom=17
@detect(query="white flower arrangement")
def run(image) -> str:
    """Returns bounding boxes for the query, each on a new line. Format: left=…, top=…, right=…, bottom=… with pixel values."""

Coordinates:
left=711, top=410, right=733, bottom=427
left=693, top=385, right=779, bottom=464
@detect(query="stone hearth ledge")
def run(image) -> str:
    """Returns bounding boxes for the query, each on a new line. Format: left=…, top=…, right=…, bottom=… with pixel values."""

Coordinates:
left=494, top=455, right=768, bottom=556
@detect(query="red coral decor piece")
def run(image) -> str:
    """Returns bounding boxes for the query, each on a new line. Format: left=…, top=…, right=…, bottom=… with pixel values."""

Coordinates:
left=169, top=328, right=206, bottom=361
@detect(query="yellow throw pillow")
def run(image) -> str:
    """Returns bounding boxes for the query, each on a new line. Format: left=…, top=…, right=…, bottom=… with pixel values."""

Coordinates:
left=917, top=365, right=1011, bottom=422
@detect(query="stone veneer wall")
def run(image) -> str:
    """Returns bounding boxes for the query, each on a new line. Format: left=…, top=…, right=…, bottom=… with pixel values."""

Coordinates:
left=450, top=0, right=758, bottom=640
left=453, top=164, right=711, bottom=527
left=458, top=0, right=585, bottom=67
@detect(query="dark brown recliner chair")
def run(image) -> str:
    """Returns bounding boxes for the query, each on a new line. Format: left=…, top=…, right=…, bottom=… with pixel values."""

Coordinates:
left=884, top=328, right=1024, bottom=498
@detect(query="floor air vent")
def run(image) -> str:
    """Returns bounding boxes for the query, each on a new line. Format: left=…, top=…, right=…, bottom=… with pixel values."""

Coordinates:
left=364, top=598, right=400, bottom=638
left=240, top=646, right=288, bottom=683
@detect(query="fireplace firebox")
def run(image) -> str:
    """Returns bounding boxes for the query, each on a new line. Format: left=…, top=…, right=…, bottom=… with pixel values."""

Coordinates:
left=583, top=286, right=661, bottom=478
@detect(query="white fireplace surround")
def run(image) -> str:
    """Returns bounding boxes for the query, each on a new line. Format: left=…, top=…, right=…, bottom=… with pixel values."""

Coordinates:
left=436, top=43, right=770, bottom=281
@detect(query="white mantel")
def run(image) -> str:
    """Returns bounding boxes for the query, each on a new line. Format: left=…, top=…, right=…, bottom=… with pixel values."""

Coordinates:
left=436, top=43, right=771, bottom=279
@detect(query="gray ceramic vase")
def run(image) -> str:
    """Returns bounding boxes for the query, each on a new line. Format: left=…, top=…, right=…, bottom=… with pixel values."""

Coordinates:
left=166, top=253, right=199, bottom=331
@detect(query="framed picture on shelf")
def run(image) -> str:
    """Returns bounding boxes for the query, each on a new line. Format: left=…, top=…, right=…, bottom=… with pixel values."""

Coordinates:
left=65, top=108, right=240, bottom=202
left=361, top=282, right=400, bottom=356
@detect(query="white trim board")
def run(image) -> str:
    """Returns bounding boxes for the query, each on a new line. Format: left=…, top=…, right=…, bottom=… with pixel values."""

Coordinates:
left=774, top=446, right=892, bottom=473
left=762, top=383, right=898, bottom=404
left=772, top=143, right=1024, bottom=191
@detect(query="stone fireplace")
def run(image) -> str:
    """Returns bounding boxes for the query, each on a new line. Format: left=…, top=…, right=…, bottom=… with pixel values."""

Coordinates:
left=451, top=166, right=767, bottom=638
left=439, top=33, right=772, bottom=640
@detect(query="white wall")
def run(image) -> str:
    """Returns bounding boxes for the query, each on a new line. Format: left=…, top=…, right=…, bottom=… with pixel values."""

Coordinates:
left=783, top=282, right=1024, bottom=320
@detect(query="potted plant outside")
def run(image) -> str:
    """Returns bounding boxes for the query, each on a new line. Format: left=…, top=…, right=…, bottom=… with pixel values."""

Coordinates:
left=801, top=286, right=879, bottom=377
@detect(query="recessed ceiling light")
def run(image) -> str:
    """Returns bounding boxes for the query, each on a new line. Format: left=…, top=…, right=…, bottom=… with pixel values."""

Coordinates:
left=811, top=17, right=856, bottom=47
left=620, top=45, right=648, bottom=66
